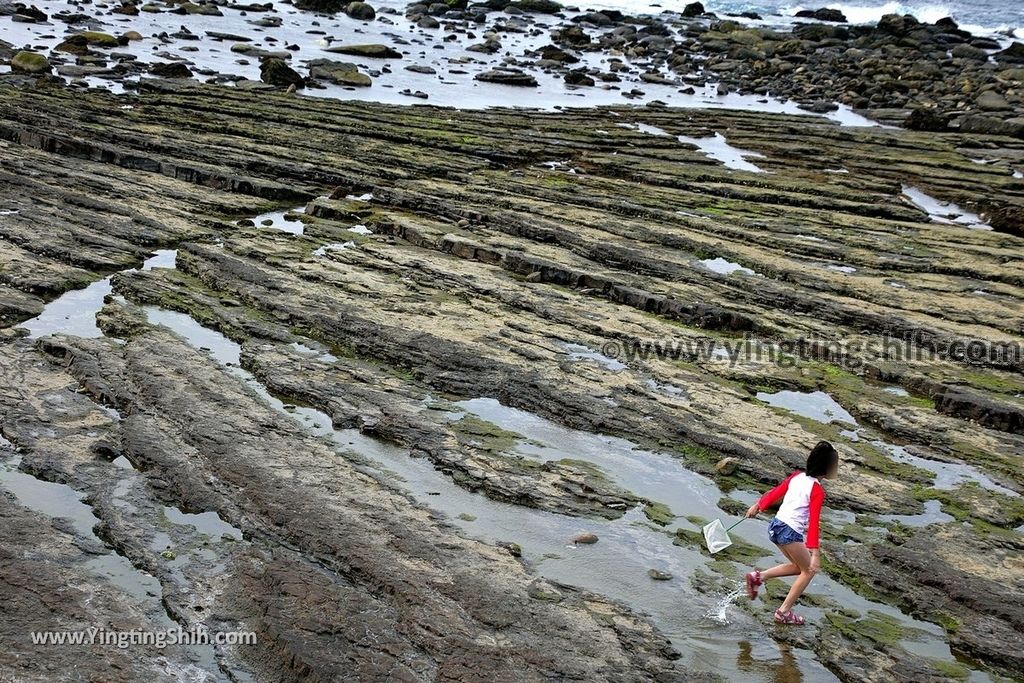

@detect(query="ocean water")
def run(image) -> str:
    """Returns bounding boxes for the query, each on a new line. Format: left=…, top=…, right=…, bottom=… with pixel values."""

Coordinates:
left=582, top=0, right=1024, bottom=38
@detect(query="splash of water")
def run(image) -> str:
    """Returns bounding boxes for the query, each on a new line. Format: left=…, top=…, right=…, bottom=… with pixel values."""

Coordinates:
left=704, top=586, right=746, bottom=624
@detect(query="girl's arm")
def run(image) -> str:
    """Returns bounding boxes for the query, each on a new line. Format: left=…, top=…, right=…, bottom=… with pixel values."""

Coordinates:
left=805, top=482, right=825, bottom=550
left=756, top=471, right=799, bottom=511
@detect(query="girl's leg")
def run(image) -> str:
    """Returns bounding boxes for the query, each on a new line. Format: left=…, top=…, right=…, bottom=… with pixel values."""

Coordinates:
left=759, top=543, right=801, bottom=580
left=778, top=542, right=816, bottom=613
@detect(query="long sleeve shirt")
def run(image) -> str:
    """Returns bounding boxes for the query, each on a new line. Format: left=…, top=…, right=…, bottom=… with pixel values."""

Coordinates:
left=757, top=471, right=825, bottom=549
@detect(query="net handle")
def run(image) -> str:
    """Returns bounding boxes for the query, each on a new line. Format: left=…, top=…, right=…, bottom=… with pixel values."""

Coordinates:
left=725, top=518, right=744, bottom=533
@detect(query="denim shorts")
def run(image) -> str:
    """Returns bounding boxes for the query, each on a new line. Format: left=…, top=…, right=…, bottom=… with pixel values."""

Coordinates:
left=768, top=517, right=804, bottom=546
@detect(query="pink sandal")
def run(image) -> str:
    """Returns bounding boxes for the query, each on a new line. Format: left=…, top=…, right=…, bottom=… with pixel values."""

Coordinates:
left=774, top=608, right=805, bottom=625
left=745, top=570, right=762, bottom=599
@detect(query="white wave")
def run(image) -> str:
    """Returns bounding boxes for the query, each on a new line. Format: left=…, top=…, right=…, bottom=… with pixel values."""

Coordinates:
left=782, top=2, right=951, bottom=25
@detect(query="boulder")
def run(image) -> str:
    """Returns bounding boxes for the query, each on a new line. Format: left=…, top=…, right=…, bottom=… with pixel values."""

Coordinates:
left=260, top=58, right=304, bottom=88
left=564, top=70, right=594, bottom=86
left=681, top=2, right=704, bottom=18
left=994, top=42, right=1024, bottom=65
left=345, top=1, right=376, bottom=20
left=976, top=91, right=1010, bottom=112
left=512, top=0, right=560, bottom=13
left=307, top=59, right=372, bottom=86
left=150, top=61, right=193, bottom=78
left=795, top=8, right=846, bottom=23
left=553, top=25, right=590, bottom=47
left=10, top=50, right=51, bottom=74
left=324, top=43, right=402, bottom=58
left=294, top=0, right=348, bottom=12
left=11, top=5, right=47, bottom=22
left=474, top=68, right=538, bottom=86
left=904, top=108, right=949, bottom=132
left=54, top=35, right=89, bottom=56
left=875, top=13, right=916, bottom=36
left=539, top=44, right=578, bottom=63
left=77, top=31, right=120, bottom=48
left=958, top=115, right=1024, bottom=138
left=175, top=2, right=223, bottom=14
left=951, top=44, right=988, bottom=62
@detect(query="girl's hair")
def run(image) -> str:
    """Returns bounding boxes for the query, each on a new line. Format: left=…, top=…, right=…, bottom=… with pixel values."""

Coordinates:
left=806, top=441, right=839, bottom=478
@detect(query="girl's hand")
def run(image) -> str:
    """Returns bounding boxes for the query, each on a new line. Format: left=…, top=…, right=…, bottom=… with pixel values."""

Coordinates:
left=745, top=504, right=760, bottom=519
left=809, top=551, right=821, bottom=575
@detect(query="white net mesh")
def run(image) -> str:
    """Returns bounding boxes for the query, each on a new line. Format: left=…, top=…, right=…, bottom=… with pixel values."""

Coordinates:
left=702, top=519, right=733, bottom=554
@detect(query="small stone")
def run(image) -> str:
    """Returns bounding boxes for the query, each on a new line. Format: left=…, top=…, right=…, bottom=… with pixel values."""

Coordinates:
left=648, top=569, right=673, bottom=581
left=715, top=457, right=739, bottom=475
left=571, top=532, right=598, bottom=545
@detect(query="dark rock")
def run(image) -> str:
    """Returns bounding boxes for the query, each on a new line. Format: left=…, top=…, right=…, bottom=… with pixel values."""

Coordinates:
left=54, top=35, right=90, bottom=56
left=539, top=44, right=578, bottom=63
left=293, top=0, right=347, bottom=12
left=798, top=100, right=839, bottom=113
left=553, top=25, right=590, bottom=47
left=994, top=42, right=1024, bottom=65
left=324, top=43, right=402, bottom=58
left=260, top=58, right=305, bottom=88
left=904, top=108, right=949, bottom=132
left=345, top=1, right=376, bottom=20
left=307, top=59, right=372, bottom=86
left=474, top=68, right=538, bottom=86
left=976, top=91, right=1011, bottom=112
left=511, top=0, right=561, bottom=14
left=958, top=115, right=1024, bottom=137
left=648, top=569, right=673, bottom=581
left=795, top=8, right=847, bottom=23
left=875, top=13, right=917, bottom=37
left=564, top=70, right=594, bottom=86
left=681, top=2, right=703, bottom=18
left=149, top=61, right=193, bottom=78
left=951, top=44, right=989, bottom=62
left=572, top=532, right=598, bottom=544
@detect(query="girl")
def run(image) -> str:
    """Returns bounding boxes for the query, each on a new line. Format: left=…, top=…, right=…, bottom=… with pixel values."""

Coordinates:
left=743, top=441, right=839, bottom=625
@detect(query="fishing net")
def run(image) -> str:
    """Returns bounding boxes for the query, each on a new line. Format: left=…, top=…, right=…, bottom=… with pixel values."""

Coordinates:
left=702, top=519, right=733, bottom=554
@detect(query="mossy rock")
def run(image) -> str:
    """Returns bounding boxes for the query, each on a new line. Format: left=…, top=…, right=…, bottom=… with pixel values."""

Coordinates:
left=451, top=414, right=523, bottom=452
left=643, top=501, right=675, bottom=526
left=308, top=59, right=372, bottom=87
left=10, top=51, right=51, bottom=75
left=823, top=610, right=907, bottom=647
left=78, top=31, right=120, bottom=48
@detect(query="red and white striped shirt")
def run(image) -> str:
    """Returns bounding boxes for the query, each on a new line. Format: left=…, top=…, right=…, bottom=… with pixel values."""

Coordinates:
left=757, top=471, right=825, bottom=549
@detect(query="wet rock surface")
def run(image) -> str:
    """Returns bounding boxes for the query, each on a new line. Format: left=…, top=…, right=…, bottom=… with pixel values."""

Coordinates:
left=0, top=81, right=1023, bottom=681
left=0, top=0, right=1021, bottom=121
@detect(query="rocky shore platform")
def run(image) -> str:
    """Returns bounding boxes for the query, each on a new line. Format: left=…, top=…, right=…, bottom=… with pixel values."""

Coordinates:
left=1, top=81, right=1023, bottom=681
